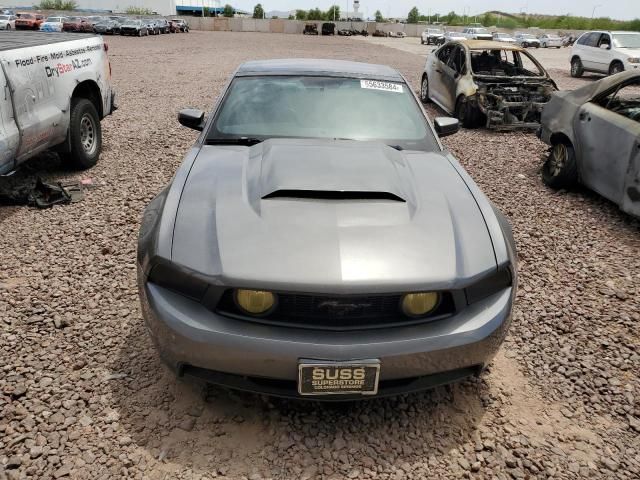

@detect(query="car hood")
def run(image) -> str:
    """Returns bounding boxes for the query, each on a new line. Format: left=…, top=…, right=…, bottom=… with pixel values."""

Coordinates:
left=171, top=139, right=497, bottom=293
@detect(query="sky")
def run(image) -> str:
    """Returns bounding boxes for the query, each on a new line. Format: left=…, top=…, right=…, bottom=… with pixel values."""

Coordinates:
left=232, top=0, right=639, bottom=21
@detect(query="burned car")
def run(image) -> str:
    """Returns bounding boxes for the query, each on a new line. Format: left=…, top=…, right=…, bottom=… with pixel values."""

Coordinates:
left=539, top=71, right=640, bottom=218
left=303, top=23, right=318, bottom=35
left=137, top=59, right=517, bottom=400
left=420, top=40, right=557, bottom=129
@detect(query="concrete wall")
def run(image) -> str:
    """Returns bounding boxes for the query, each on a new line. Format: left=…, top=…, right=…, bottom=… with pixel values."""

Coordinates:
left=181, top=19, right=575, bottom=38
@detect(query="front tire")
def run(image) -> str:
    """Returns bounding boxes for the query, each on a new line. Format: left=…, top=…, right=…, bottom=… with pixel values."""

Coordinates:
left=542, top=141, right=578, bottom=189
left=420, top=74, right=430, bottom=103
left=455, top=95, right=481, bottom=128
left=571, top=57, right=584, bottom=78
left=609, top=61, right=624, bottom=75
left=65, top=98, right=102, bottom=170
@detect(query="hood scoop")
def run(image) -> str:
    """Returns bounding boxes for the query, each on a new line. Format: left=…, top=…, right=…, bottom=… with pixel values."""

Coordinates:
left=247, top=138, right=417, bottom=213
left=262, top=189, right=406, bottom=202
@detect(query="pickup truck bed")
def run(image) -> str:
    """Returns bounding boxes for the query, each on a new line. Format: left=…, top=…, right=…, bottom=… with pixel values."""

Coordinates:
left=0, top=31, right=94, bottom=51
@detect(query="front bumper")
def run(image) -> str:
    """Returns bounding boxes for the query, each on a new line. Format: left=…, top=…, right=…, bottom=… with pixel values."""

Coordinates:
left=139, top=276, right=514, bottom=399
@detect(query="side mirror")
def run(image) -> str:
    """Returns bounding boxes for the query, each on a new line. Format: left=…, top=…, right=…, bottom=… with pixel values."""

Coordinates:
left=434, top=117, right=459, bottom=137
left=178, top=109, right=206, bottom=131
left=600, top=44, right=610, bottom=50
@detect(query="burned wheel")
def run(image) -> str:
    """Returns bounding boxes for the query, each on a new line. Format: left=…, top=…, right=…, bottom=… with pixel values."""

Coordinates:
left=455, top=96, right=481, bottom=128
left=542, top=142, right=578, bottom=189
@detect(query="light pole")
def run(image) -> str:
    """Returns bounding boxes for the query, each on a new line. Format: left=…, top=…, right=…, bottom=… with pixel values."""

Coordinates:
left=592, top=4, right=602, bottom=18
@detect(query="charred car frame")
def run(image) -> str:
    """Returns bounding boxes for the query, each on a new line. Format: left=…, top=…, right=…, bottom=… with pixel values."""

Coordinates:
left=420, top=40, right=557, bottom=130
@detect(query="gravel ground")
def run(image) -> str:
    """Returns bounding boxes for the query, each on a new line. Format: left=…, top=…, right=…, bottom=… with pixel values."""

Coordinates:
left=1, top=31, right=639, bottom=480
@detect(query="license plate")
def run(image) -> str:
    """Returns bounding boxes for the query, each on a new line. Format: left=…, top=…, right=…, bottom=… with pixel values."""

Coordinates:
left=298, top=360, right=380, bottom=396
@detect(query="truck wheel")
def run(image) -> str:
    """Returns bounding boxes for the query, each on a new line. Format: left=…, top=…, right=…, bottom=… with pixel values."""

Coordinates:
left=570, top=57, right=584, bottom=78
left=66, top=98, right=101, bottom=170
left=542, top=142, right=578, bottom=189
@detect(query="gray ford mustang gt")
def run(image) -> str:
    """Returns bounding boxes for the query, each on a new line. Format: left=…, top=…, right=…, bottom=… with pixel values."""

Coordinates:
left=137, top=59, right=517, bottom=400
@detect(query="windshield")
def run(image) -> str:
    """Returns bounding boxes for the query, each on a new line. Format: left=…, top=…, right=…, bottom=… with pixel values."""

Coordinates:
left=521, top=34, right=536, bottom=39
left=613, top=33, right=640, bottom=48
left=125, top=20, right=141, bottom=25
left=475, top=28, right=489, bottom=34
left=471, top=49, right=545, bottom=76
left=47, top=17, right=62, bottom=22
left=209, top=76, right=437, bottom=151
left=0, top=15, right=9, bottom=20
left=20, top=14, right=34, bottom=19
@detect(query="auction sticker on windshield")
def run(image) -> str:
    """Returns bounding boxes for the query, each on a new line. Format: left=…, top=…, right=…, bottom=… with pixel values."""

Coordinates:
left=360, top=79, right=403, bottom=93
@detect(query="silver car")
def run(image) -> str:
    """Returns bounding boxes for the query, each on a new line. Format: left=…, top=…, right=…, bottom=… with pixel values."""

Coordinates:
left=138, top=59, right=517, bottom=400
left=539, top=71, right=640, bottom=218
left=420, top=41, right=557, bottom=129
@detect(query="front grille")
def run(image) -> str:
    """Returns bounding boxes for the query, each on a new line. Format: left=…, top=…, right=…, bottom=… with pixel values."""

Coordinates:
left=216, top=291, right=454, bottom=330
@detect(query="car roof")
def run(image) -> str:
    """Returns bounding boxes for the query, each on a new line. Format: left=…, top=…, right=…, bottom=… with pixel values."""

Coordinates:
left=236, top=59, right=404, bottom=81
left=459, top=40, right=525, bottom=51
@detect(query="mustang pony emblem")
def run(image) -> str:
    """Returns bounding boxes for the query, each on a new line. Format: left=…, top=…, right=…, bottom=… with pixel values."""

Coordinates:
left=317, top=300, right=373, bottom=316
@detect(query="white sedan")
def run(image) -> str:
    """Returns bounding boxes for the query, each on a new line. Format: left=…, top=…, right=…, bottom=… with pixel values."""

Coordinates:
left=492, top=32, right=517, bottom=43
left=443, top=31, right=467, bottom=43
left=539, top=34, right=563, bottom=48
left=0, top=14, right=16, bottom=30
left=39, top=16, right=67, bottom=32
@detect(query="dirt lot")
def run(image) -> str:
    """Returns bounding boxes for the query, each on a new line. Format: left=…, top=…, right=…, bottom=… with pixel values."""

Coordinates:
left=1, top=32, right=639, bottom=480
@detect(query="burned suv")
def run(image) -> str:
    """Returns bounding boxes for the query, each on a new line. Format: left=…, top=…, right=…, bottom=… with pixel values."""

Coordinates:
left=420, top=40, right=557, bottom=129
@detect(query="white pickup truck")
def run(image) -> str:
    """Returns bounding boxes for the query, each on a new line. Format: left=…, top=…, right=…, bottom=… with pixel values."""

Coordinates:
left=0, top=32, right=116, bottom=174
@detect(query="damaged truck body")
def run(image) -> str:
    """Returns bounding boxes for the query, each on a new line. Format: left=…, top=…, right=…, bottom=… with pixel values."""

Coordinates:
left=420, top=40, right=557, bottom=130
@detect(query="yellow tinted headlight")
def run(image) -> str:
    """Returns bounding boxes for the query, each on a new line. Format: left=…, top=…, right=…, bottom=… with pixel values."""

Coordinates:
left=235, top=289, right=276, bottom=315
left=402, top=292, right=440, bottom=317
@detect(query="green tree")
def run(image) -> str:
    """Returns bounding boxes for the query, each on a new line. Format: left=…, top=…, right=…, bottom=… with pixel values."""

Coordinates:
left=288, top=14, right=294, bottom=20
left=407, top=7, right=419, bottom=24
left=203, top=6, right=210, bottom=16
left=307, top=8, right=324, bottom=21
left=223, top=4, right=234, bottom=17
left=374, top=10, right=384, bottom=22
left=326, top=5, right=340, bottom=21
left=253, top=3, right=264, bottom=19
left=295, top=9, right=307, bottom=20
left=37, top=0, right=77, bottom=9
left=125, top=6, right=152, bottom=15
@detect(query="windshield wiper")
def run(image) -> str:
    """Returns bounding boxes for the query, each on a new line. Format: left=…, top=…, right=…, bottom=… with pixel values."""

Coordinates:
left=205, top=137, right=263, bottom=146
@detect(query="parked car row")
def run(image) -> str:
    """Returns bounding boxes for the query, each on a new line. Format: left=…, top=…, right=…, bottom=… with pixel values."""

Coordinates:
left=0, top=12, right=189, bottom=35
left=420, top=26, right=573, bottom=49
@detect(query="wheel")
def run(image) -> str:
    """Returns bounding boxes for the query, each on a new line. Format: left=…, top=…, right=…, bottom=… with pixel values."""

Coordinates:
left=455, top=96, right=480, bottom=128
left=542, top=142, right=578, bottom=189
left=609, top=61, right=624, bottom=75
left=65, top=98, right=101, bottom=170
left=420, top=74, right=431, bottom=104
left=542, top=42, right=547, bottom=48
left=570, top=57, right=584, bottom=78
